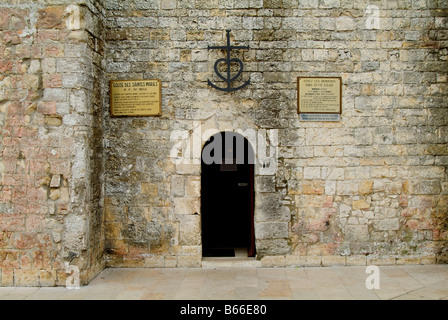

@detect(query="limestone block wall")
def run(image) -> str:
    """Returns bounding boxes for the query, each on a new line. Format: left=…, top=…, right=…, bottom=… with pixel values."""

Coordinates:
left=0, top=0, right=106, bottom=286
left=104, top=0, right=448, bottom=268
left=1, top=0, right=447, bottom=287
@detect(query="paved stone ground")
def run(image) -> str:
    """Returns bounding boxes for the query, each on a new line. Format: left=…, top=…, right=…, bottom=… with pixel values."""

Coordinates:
left=1, top=265, right=447, bottom=300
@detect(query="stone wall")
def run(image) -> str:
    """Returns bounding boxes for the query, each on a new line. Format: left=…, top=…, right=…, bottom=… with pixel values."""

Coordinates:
left=0, top=0, right=106, bottom=286
left=103, top=0, right=448, bottom=268
left=1, top=0, right=447, bottom=287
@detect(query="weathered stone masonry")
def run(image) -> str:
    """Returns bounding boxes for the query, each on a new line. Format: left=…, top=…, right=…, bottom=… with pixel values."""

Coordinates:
left=0, top=0, right=106, bottom=286
left=1, top=0, right=447, bottom=286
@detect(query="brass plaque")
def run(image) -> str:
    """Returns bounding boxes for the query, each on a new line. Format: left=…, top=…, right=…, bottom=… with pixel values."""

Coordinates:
left=298, top=77, right=342, bottom=114
left=110, top=79, right=161, bottom=117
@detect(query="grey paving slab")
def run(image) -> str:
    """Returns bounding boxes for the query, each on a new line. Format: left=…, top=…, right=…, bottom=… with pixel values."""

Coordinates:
left=0, top=265, right=447, bottom=300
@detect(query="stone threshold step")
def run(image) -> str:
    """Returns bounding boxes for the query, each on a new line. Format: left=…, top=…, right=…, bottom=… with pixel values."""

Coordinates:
left=201, top=258, right=262, bottom=268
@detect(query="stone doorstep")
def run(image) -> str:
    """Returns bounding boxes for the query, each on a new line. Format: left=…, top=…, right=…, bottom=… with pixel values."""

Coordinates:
left=201, top=247, right=262, bottom=268
left=202, top=258, right=263, bottom=268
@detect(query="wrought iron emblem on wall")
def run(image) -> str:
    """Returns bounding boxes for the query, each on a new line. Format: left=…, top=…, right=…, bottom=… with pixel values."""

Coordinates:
left=208, top=30, right=250, bottom=93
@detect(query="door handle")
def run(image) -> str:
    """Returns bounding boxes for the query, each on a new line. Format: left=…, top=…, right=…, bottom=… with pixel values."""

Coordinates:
left=238, top=183, right=249, bottom=187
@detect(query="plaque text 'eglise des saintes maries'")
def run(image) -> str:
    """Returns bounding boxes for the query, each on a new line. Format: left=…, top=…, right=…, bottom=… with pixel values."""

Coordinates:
left=110, top=79, right=162, bottom=117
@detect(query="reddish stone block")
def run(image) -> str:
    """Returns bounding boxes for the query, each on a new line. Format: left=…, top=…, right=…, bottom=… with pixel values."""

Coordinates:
left=20, top=254, right=32, bottom=270
left=6, top=114, right=26, bottom=127
left=2, top=145, right=20, bottom=159
left=25, top=202, right=46, bottom=215
left=0, top=60, right=13, bottom=73
left=7, top=101, right=24, bottom=115
left=399, top=195, right=408, bottom=207
left=406, top=219, right=419, bottom=230
left=27, top=187, right=48, bottom=204
left=0, top=251, right=19, bottom=269
left=1, top=137, right=17, bottom=147
left=39, top=234, right=52, bottom=250
left=13, top=203, right=29, bottom=216
left=0, top=215, right=25, bottom=232
left=26, top=215, right=46, bottom=233
left=56, top=203, right=68, bottom=215
left=306, top=219, right=330, bottom=231
left=16, top=233, right=50, bottom=250
left=2, top=146, right=19, bottom=162
left=16, top=44, right=32, bottom=61
left=29, top=160, right=51, bottom=175
left=1, top=30, right=21, bottom=45
left=17, top=233, right=51, bottom=251
left=44, top=44, right=64, bottom=58
left=31, top=44, right=42, bottom=58
left=13, top=126, right=37, bottom=139
left=2, top=160, right=15, bottom=175
left=433, top=229, right=447, bottom=241
left=11, top=187, right=28, bottom=204
left=36, top=148, right=53, bottom=160
left=323, top=196, right=334, bottom=208
left=33, top=251, right=51, bottom=270
left=0, top=8, right=10, bottom=30
left=58, top=148, right=72, bottom=159
left=6, top=75, right=20, bottom=89
left=18, top=145, right=38, bottom=161
left=61, top=137, right=75, bottom=147
left=37, top=6, right=66, bottom=29
left=9, top=10, right=29, bottom=31
left=43, top=75, right=63, bottom=89
left=36, top=29, right=60, bottom=43
left=401, top=208, right=416, bottom=217
left=49, top=159, right=71, bottom=176
left=0, top=187, right=12, bottom=203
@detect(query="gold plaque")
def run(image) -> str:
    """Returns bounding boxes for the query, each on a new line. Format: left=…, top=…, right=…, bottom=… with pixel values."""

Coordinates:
left=110, top=80, right=161, bottom=117
left=298, top=77, right=342, bottom=114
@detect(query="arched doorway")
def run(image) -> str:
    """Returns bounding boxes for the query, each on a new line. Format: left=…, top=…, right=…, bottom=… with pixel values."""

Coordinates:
left=201, top=132, right=256, bottom=258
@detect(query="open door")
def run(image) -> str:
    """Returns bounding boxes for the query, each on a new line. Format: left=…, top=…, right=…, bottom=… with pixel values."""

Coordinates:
left=201, top=132, right=255, bottom=258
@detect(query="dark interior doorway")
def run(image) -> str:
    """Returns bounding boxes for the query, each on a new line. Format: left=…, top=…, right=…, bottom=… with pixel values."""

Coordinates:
left=201, top=132, right=255, bottom=258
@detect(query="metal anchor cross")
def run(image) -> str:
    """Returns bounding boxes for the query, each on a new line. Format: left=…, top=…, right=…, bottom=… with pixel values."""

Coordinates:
left=208, top=30, right=250, bottom=93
